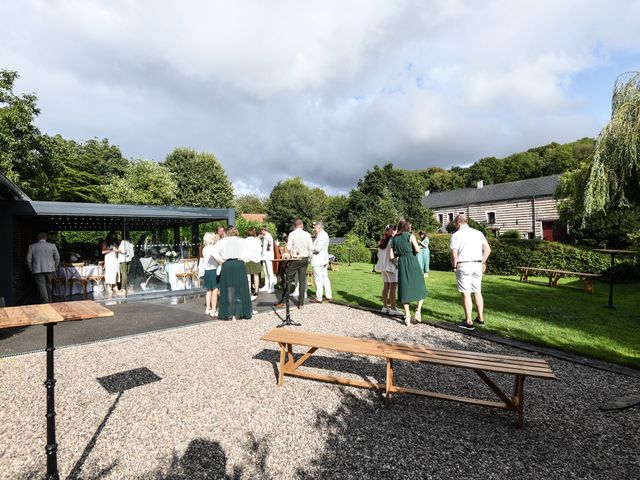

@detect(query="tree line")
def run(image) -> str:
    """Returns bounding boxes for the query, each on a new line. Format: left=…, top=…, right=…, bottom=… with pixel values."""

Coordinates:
left=3, top=67, right=637, bottom=249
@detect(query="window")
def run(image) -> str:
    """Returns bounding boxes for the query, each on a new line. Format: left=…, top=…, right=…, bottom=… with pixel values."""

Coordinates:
left=459, top=211, right=465, bottom=215
left=448, top=212, right=454, bottom=223
left=486, top=211, right=496, bottom=224
left=437, top=213, right=444, bottom=225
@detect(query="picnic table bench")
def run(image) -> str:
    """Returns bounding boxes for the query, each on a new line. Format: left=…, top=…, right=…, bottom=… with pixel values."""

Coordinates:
left=261, top=329, right=555, bottom=428
left=518, top=266, right=601, bottom=293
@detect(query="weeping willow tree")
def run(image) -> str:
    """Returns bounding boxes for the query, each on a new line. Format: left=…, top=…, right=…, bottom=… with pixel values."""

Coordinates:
left=584, top=71, right=640, bottom=216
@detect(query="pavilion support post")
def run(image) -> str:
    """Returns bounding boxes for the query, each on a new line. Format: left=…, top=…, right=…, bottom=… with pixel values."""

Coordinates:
left=45, top=323, right=59, bottom=480
left=173, top=226, right=181, bottom=255
left=191, top=224, right=199, bottom=258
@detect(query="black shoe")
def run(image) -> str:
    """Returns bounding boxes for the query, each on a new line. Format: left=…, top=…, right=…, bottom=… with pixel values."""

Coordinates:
left=475, top=317, right=485, bottom=325
left=457, top=321, right=475, bottom=331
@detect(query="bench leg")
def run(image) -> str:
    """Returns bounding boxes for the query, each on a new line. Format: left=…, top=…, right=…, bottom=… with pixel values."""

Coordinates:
left=385, top=358, right=394, bottom=406
left=278, top=343, right=286, bottom=386
left=512, top=375, right=525, bottom=428
left=583, top=277, right=594, bottom=293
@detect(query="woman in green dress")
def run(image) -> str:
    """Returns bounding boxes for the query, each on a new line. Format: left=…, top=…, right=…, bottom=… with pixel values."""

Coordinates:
left=391, top=219, right=427, bottom=325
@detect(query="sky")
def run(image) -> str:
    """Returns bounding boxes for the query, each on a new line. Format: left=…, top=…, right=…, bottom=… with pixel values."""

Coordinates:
left=2, top=0, right=640, bottom=196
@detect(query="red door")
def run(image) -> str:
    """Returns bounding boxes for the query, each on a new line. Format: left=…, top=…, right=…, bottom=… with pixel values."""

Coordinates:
left=542, top=221, right=555, bottom=241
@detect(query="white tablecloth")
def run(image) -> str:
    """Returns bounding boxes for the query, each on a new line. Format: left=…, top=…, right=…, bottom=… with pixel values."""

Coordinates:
left=54, top=265, right=104, bottom=296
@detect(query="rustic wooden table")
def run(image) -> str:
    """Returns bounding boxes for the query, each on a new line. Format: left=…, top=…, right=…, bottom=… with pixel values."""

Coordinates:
left=0, top=300, right=113, bottom=480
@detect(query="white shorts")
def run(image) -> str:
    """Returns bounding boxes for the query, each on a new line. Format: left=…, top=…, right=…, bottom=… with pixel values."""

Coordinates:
left=456, top=262, right=483, bottom=293
left=382, top=270, right=398, bottom=283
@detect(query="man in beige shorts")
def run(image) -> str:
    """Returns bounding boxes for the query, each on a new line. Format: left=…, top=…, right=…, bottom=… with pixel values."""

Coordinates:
left=450, top=214, right=491, bottom=330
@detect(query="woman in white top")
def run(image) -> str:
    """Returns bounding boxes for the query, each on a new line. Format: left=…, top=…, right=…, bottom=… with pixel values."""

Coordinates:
left=213, top=226, right=254, bottom=320
left=244, top=228, right=263, bottom=297
left=202, top=232, right=220, bottom=317
left=375, top=224, right=401, bottom=316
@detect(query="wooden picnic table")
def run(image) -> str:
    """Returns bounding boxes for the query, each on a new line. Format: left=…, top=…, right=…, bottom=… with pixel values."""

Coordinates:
left=517, top=266, right=600, bottom=292
left=0, top=301, right=113, bottom=480
left=262, top=328, right=555, bottom=428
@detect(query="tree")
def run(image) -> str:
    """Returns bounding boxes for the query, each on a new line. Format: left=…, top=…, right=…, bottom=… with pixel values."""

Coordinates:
left=347, top=163, right=437, bottom=242
left=164, top=147, right=234, bottom=208
left=102, top=159, right=177, bottom=205
left=0, top=69, right=60, bottom=199
left=46, top=135, right=127, bottom=203
left=584, top=71, right=640, bottom=215
left=266, top=177, right=327, bottom=234
left=235, top=194, right=267, bottom=214
left=321, top=195, right=350, bottom=237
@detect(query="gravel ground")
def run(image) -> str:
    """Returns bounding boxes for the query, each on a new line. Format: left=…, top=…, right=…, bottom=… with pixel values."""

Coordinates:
left=1, top=303, right=639, bottom=480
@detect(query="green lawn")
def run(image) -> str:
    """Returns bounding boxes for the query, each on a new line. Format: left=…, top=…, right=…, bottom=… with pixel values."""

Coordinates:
left=313, top=262, right=640, bottom=367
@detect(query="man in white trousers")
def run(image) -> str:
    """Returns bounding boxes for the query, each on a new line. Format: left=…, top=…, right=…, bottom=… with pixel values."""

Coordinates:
left=259, top=226, right=276, bottom=293
left=309, top=221, right=332, bottom=303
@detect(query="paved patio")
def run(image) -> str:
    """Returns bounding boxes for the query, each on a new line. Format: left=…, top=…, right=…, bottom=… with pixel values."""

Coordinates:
left=0, top=301, right=638, bottom=479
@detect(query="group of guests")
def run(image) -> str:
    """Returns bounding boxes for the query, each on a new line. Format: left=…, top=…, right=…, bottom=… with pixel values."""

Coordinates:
left=376, top=214, right=491, bottom=330
left=200, top=219, right=333, bottom=321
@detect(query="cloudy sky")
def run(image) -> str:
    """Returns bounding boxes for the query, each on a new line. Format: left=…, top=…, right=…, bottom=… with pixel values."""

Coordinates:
left=2, top=0, right=640, bottom=196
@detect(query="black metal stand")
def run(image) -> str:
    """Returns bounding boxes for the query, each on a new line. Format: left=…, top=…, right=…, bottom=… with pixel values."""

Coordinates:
left=45, top=323, right=60, bottom=480
left=277, top=260, right=301, bottom=328
left=605, top=253, right=616, bottom=309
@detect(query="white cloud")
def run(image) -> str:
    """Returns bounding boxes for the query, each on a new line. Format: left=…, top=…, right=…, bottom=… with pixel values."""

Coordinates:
left=2, top=0, right=640, bottom=195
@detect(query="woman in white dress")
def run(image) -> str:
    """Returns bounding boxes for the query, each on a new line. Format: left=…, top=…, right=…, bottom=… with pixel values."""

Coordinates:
left=102, top=233, right=120, bottom=295
left=375, top=224, right=401, bottom=316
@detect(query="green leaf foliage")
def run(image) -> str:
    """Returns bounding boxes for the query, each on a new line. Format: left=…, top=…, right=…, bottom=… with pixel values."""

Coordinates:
left=235, top=194, right=267, bottom=214
left=266, top=177, right=327, bottom=234
left=164, top=147, right=234, bottom=208
left=329, top=233, right=371, bottom=263
left=102, top=159, right=177, bottom=205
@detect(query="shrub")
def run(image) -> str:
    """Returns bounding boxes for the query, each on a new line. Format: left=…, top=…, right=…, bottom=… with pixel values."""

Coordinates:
left=427, top=234, right=622, bottom=276
left=329, top=233, right=371, bottom=263
left=500, top=229, right=521, bottom=239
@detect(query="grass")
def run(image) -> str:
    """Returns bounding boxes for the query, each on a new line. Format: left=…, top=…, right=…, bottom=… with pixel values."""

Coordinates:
left=312, top=262, right=640, bottom=367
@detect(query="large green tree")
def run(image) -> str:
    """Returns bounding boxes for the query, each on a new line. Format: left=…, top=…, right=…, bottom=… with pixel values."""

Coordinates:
left=235, top=194, right=267, bottom=214
left=321, top=194, right=350, bottom=237
left=584, top=72, right=640, bottom=215
left=266, top=177, right=327, bottom=234
left=164, top=147, right=234, bottom=208
left=46, top=134, right=127, bottom=203
left=0, top=69, right=59, bottom=199
left=102, top=159, right=177, bottom=205
left=347, top=163, right=437, bottom=242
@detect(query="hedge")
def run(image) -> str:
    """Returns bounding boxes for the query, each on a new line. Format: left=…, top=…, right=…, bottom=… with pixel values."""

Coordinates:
left=427, top=233, right=639, bottom=279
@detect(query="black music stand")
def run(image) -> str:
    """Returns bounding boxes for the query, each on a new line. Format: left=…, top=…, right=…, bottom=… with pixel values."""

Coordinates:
left=273, top=258, right=302, bottom=327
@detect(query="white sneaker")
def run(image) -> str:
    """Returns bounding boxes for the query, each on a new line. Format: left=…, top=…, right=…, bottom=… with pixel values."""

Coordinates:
left=259, top=286, right=269, bottom=292
left=404, top=315, right=411, bottom=326
left=267, top=289, right=275, bottom=294
left=251, top=295, right=258, bottom=301
left=389, top=308, right=403, bottom=317
left=381, top=307, right=389, bottom=314
left=205, top=308, right=211, bottom=315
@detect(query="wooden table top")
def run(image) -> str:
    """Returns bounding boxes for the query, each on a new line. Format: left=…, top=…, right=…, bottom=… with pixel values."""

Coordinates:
left=0, top=301, right=113, bottom=330
left=592, top=249, right=638, bottom=255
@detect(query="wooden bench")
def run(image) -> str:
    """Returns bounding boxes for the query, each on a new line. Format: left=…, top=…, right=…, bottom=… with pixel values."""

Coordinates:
left=518, top=266, right=601, bottom=293
left=261, top=329, right=555, bottom=428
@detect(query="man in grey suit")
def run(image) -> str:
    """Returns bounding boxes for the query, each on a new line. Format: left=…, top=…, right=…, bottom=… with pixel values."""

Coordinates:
left=26, top=232, right=60, bottom=303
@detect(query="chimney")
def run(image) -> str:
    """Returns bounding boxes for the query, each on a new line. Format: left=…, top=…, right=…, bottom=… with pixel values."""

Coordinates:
left=476, top=180, right=483, bottom=189
left=424, top=190, right=430, bottom=197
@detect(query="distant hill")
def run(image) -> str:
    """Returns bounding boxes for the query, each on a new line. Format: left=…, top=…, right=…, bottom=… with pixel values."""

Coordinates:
left=409, top=137, right=595, bottom=194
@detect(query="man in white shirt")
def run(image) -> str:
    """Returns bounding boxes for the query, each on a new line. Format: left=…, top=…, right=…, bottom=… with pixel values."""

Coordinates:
left=258, top=227, right=275, bottom=293
left=276, top=219, right=313, bottom=309
left=309, top=222, right=332, bottom=303
left=450, top=214, right=491, bottom=330
left=118, top=234, right=135, bottom=290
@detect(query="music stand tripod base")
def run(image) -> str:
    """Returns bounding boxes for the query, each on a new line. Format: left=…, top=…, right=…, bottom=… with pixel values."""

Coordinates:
left=274, top=257, right=303, bottom=328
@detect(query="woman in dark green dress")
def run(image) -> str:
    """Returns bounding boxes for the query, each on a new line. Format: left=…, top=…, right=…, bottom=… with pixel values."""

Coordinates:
left=391, top=219, right=427, bottom=325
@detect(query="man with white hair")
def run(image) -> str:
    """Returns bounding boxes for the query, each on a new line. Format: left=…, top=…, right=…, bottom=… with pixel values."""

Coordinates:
left=309, top=221, right=332, bottom=303
left=450, top=214, right=491, bottom=330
